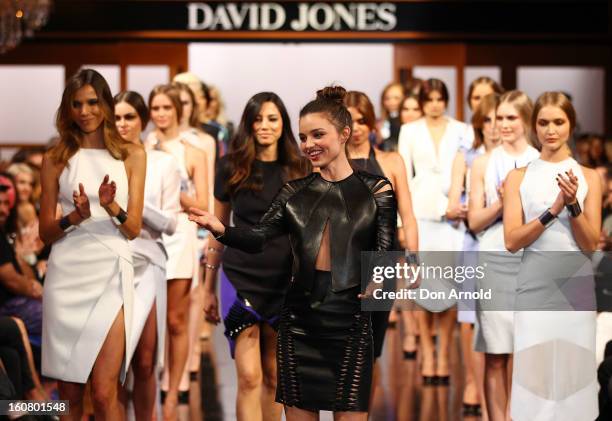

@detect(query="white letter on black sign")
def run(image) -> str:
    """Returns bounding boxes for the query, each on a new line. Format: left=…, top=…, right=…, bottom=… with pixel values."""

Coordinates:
left=377, top=3, right=397, bottom=31
left=211, top=5, right=233, bottom=30
left=357, top=3, right=377, bottom=30
left=261, top=3, right=285, bottom=30
left=187, top=3, right=213, bottom=30
left=309, top=3, right=334, bottom=31
left=226, top=3, right=249, bottom=29
left=290, top=3, right=309, bottom=31
left=333, top=3, right=356, bottom=30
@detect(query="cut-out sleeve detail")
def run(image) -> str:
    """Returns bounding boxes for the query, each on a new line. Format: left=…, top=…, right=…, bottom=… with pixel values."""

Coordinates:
left=372, top=178, right=397, bottom=252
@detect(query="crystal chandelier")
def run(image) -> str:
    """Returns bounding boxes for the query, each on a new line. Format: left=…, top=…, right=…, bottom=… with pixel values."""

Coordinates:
left=0, top=0, right=53, bottom=54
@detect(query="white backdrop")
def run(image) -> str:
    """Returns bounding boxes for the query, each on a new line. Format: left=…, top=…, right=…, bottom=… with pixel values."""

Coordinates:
left=188, top=42, right=394, bottom=134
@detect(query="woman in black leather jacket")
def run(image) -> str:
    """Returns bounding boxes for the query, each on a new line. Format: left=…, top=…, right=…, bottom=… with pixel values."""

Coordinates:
left=189, top=86, right=397, bottom=420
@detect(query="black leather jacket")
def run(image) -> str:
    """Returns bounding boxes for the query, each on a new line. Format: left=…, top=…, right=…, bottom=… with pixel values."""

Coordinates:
left=219, top=170, right=397, bottom=292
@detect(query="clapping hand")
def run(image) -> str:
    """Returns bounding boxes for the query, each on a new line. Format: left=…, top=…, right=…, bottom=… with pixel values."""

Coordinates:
left=98, top=174, right=117, bottom=208
left=73, top=183, right=91, bottom=219
left=556, top=169, right=579, bottom=205
left=551, top=170, right=579, bottom=216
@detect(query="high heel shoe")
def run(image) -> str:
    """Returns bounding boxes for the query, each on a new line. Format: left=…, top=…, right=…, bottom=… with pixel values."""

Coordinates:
left=462, top=403, right=482, bottom=416
left=403, top=350, right=417, bottom=360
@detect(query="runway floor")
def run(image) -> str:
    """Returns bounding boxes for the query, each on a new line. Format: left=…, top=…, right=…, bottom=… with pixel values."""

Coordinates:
left=190, top=320, right=481, bottom=421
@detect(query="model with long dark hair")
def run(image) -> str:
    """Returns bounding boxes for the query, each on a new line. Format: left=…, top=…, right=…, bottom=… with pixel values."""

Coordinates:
left=204, top=92, right=309, bottom=420
left=190, top=86, right=397, bottom=420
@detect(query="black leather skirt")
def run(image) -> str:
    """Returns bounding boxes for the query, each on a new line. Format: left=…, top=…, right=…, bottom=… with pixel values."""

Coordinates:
left=276, top=270, right=373, bottom=412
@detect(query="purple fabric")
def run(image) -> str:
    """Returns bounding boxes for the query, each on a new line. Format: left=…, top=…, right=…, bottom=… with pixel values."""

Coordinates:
left=0, top=296, right=42, bottom=336
left=220, top=269, right=280, bottom=358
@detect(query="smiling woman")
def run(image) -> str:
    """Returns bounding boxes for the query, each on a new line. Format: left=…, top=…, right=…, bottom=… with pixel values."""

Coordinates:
left=206, top=92, right=308, bottom=421
left=39, top=68, right=146, bottom=421
left=189, top=85, right=397, bottom=420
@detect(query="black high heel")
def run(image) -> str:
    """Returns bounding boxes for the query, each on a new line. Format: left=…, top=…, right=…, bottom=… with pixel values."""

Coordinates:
left=462, top=403, right=482, bottom=416
left=422, top=375, right=437, bottom=386
left=403, top=350, right=417, bottom=360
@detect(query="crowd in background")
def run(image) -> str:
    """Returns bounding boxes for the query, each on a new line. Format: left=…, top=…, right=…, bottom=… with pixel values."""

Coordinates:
left=0, top=71, right=611, bottom=420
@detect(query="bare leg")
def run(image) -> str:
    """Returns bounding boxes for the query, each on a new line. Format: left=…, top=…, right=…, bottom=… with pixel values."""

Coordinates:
left=484, top=353, right=509, bottom=421
left=10, top=317, right=47, bottom=400
left=333, top=411, right=368, bottom=421
left=260, top=324, right=282, bottom=421
left=418, top=311, right=435, bottom=378
left=460, top=323, right=479, bottom=404
left=90, top=308, right=126, bottom=421
left=235, top=324, right=263, bottom=421
left=436, top=308, right=456, bottom=378
left=132, top=303, right=157, bottom=421
left=400, top=310, right=418, bottom=353
left=285, top=406, right=319, bottom=421
left=165, top=279, right=191, bottom=421
left=58, top=381, right=85, bottom=421
left=474, top=350, right=489, bottom=421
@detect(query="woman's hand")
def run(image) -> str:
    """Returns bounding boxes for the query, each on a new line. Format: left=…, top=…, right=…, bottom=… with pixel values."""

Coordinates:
left=98, top=174, right=117, bottom=208
left=556, top=170, right=578, bottom=205
left=446, top=203, right=468, bottom=221
left=202, top=289, right=221, bottom=324
left=73, top=183, right=91, bottom=219
left=188, top=207, right=225, bottom=237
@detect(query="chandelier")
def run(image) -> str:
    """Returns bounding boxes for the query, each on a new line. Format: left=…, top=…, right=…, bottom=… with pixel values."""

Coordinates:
left=0, top=0, right=53, bottom=54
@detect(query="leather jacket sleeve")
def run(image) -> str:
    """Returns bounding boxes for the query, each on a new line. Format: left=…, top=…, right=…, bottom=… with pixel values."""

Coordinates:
left=218, top=182, right=294, bottom=253
left=372, top=178, right=398, bottom=252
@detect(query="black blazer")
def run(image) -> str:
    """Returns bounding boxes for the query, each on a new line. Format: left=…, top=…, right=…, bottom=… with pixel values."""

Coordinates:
left=219, top=170, right=397, bottom=292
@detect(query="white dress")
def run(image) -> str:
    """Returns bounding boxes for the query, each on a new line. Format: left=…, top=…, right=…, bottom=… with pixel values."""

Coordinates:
left=145, top=134, right=199, bottom=287
left=398, top=117, right=467, bottom=311
left=128, top=150, right=181, bottom=369
left=474, top=145, right=539, bottom=353
left=511, top=157, right=597, bottom=421
left=42, top=148, right=134, bottom=383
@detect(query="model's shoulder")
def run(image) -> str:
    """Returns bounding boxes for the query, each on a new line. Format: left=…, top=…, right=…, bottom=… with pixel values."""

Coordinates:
left=355, top=170, right=392, bottom=192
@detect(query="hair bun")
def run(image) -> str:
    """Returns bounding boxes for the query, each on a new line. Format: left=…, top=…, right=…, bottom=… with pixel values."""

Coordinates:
left=316, top=86, right=347, bottom=105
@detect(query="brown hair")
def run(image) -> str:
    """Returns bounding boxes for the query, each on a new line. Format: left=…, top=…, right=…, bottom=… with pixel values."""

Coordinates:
left=114, top=90, right=149, bottom=127
left=532, top=91, right=577, bottom=139
left=344, top=91, right=376, bottom=132
left=467, top=76, right=504, bottom=110
left=226, top=92, right=310, bottom=194
left=300, top=86, right=353, bottom=140
left=172, top=81, right=200, bottom=128
left=380, top=82, right=405, bottom=119
left=148, top=84, right=183, bottom=125
left=471, top=93, right=500, bottom=150
left=50, top=68, right=127, bottom=165
left=498, top=90, right=536, bottom=148
left=419, top=78, right=449, bottom=109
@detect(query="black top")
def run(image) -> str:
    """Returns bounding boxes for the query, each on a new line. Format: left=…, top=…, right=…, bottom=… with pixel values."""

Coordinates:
left=351, top=147, right=402, bottom=252
left=382, top=116, right=402, bottom=152
left=215, top=156, right=292, bottom=316
left=0, top=231, right=21, bottom=306
left=351, top=147, right=385, bottom=178
left=219, top=171, right=397, bottom=293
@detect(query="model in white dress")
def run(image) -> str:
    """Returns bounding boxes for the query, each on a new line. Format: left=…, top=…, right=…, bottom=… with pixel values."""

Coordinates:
left=128, top=150, right=181, bottom=368
left=398, top=117, right=467, bottom=310
left=42, top=148, right=134, bottom=382
left=145, top=133, right=199, bottom=288
left=512, top=157, right=597, bottom=421
left=474, top=144, right=539, bottom=353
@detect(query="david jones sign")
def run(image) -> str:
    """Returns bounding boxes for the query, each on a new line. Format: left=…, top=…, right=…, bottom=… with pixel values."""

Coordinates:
left=187, top=2, right=397, bottom=31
